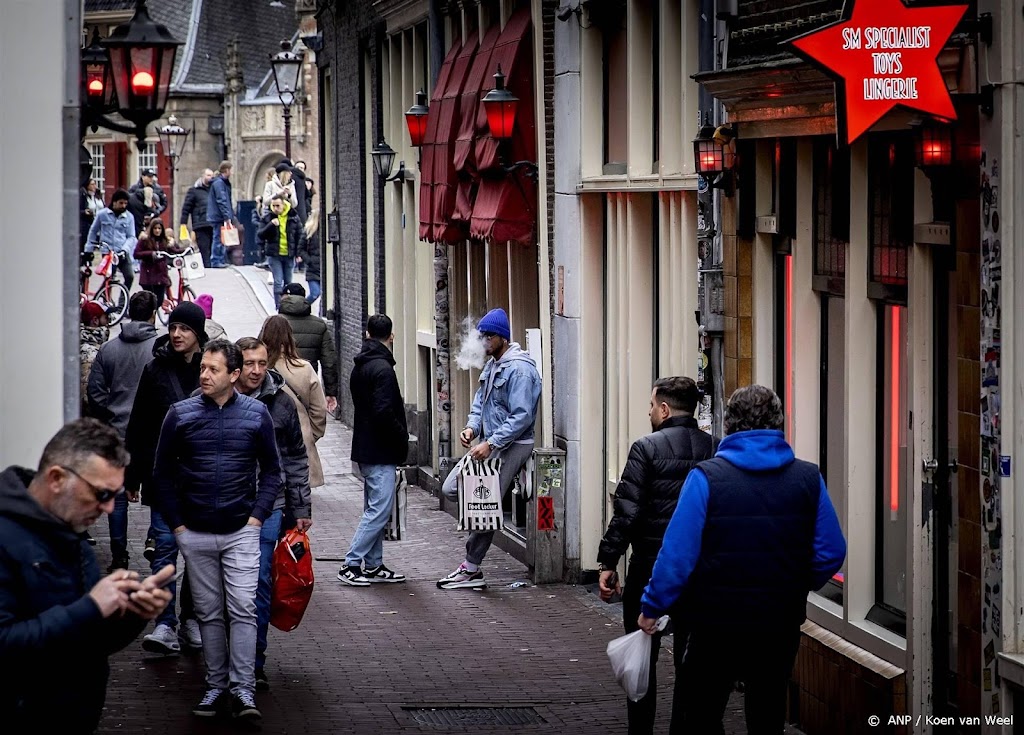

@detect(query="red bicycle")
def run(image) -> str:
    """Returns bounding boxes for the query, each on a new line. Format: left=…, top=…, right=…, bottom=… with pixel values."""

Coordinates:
left=153, top=246, right=199, bottom=325
left=80, top=249, right=129, bottom=325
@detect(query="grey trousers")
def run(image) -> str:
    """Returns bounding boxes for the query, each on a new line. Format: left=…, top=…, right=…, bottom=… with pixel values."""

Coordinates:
left=177, top=525, right=261, bottom=695
left=443, top=441, right=534, bottom=566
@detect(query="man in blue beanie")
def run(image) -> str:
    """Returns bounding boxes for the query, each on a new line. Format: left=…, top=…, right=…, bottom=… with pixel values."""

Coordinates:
left=438, top=308, right=542, bottom=590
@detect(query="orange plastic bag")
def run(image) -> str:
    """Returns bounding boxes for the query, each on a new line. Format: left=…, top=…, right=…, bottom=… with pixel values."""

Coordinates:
left=270, top=529, right=314, bottom=631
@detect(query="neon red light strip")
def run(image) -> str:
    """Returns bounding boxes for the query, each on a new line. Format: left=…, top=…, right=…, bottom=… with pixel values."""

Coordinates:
left=890, top=306, right=900, bottom=515
left=785, top=255, right=793, bottom=442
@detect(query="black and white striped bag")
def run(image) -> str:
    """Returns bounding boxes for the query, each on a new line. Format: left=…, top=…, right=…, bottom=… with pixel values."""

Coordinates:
left=456, top=458, right=503, bottom=532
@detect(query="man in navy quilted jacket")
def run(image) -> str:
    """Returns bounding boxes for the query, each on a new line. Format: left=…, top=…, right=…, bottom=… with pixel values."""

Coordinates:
left=152, top=339, right=282, bottom=723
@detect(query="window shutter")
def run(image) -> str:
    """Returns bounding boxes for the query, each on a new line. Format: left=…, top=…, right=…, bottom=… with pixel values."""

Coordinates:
left=156, top=141, right=173, bottom=218
left=103, top=142, right=129, bottom=199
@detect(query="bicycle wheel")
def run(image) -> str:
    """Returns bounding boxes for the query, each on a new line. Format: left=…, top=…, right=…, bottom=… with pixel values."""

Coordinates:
left=183, top=285, right=196, bottom=302
left=98, top=282, right=129, bottom=325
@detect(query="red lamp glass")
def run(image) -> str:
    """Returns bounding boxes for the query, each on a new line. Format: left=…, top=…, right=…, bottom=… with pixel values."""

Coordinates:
left=132, top=70, right=155, bottom=95
left=482, top=65, right=519, bottom=140
left=81, top=28, right=116, bottom=110
left=913, top=120, right=953, bottom=168
left=693, top=125, right=724, bottom=175
left=405, top=89, right=429, bottom=147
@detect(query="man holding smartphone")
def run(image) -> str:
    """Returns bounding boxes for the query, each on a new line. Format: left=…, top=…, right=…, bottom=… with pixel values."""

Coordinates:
left=596, top=377, right=716, bottom=735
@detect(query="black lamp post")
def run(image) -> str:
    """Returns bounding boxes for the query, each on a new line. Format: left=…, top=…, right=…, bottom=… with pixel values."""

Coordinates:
left=270, top=40, right=304, bottom=159
left=405, top=89, right=430, bottom=148
left=102, top=0, right=183, bottom=149
left=371, top=139, right=405, bottom=183
left=157, top=115, right=191, bottom=219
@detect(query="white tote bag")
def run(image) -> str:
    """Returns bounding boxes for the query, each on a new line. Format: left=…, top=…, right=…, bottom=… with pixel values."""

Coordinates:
left=384, top=468, right=408, bottom=541
left=457, top=458, right=503, bottom=532
left=183, top=251, right=206, bottom=280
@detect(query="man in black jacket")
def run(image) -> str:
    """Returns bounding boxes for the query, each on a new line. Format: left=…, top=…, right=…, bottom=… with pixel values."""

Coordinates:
left=258, top=194, right=304, bottom=308
left=597, top=376, right=715, bottom=735
left=0, top=419, right=173, bottom=733
left=125, top=302, right=207, bottom=656
left=338, top=314, right=409, bottom=586
left=279, top=282, right=339, bottom=413
left=153, top=340, right=282, bottom=722
left=180, top=168, right=214, bottom=267
left=236, top=336, right=312, bottom=690
left=128, top=168, right=167, bottom=216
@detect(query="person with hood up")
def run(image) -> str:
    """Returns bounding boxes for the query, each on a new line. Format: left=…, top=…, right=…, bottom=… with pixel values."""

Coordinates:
left=438, top=308, right=542, bottom=590
left=206, top=161, right=234, bottom=269
left=235, top=336, right=312, bottom=691
left=0, top=418, right=174, bottom=734
left=87, top=291, right=160, bottom=571
left=278, top=281, right=338, bottom=414
left=180, top=168, right=214, bottom=267
left=124, top=302, right=207, bottom=656
left=337, top=314, right=409, bottom=586
left=258, top=194, right=304, bottom=308
left=194, top=293, right=227, bottom=341
left=637, top=385, right=846, bottom=734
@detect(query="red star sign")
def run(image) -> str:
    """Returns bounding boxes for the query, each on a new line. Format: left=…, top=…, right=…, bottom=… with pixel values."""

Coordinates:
left=789, top=0, right=967, bottom=143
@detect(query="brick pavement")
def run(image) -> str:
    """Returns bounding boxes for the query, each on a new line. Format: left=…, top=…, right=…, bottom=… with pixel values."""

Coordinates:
left=92, top=264, right=785, bottom=734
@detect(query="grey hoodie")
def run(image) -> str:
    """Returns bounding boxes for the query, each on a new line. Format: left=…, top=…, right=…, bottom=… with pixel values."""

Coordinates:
left=87, top=320, right=159, bottom=437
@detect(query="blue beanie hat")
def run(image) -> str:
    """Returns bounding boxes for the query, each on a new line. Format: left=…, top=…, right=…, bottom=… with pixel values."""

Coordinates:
left=477, top=308, right=511, bottom=341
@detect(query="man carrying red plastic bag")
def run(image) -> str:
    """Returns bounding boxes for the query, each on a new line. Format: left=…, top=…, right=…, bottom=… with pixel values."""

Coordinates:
left=271, top=528, right=314, bottom=632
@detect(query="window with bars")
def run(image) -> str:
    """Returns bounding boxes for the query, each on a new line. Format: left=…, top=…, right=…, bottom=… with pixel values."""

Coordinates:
left=89, top=144, right=106, bottom=193
left=137, top=142, right=158, bottom=182
left=868, top=135, right=914, bottom=295
left=812, top=138, right=848, bottom=287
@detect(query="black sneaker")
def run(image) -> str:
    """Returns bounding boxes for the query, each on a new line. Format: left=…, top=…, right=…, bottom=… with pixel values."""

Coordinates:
left=107, top=555, right=129, bottom=573
left=255, top=667, right=269, bottom=691
left=365, top=564, right=407, bottom=583
left=337, top=566, right=371, bottom=587
left=193, top=688, right=227, bottom=717
left=232, top=690, right=261, bottom=721
left=143, top=536, right=156, bottom=562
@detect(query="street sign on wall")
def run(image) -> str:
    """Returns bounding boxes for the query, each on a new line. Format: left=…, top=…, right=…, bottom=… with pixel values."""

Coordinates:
left=788, top=0, right=968, bottom=143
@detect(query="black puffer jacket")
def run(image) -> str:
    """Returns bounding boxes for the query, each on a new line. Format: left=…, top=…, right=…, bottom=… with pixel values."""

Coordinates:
left=152, top=391, right=282, bottom=534
left=258, top=205, right=304, bottom=258
left=179, top=179, right=212, bottom=231
left=300, top=229, right=321, bottom=281
left=597, top=416, right=717, bottom=567
left=278, top=295, right=338, bottom=397
left=350, top=339, right=408, bottom=465
left=124, top=335, right=203, bottom=504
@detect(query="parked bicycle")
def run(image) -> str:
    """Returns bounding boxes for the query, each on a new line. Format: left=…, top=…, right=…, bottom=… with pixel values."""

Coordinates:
left=80, top=249, right=129, bottom=325
left=153, top=246, right=200, bottom=325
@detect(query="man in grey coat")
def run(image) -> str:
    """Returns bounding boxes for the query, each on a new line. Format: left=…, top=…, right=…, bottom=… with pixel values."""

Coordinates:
left=87, top=291, right=160, bottom=571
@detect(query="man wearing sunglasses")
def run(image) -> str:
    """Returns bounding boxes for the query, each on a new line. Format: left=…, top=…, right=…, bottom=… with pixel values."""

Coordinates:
left=0, top=418, right=174, bottom=733
left=438, top=308, right=542, bottom=590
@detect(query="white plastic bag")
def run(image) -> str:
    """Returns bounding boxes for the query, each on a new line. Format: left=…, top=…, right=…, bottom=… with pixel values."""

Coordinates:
left=606, top=616, right=669, bottom=701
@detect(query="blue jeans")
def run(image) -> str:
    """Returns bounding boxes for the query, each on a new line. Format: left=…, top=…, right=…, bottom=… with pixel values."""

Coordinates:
left=267, top=254, right=293, bottom=307
left=108, top=492, right=129, bottom=558
left=305, top=280, right=321, bottom=305
left=344, top=464, right=396, bottom=569
left=148, top=509, right=195, bottom=628
left=255, top=509, right=284, bottom=669
left=211, top=225, right=227, bottom=267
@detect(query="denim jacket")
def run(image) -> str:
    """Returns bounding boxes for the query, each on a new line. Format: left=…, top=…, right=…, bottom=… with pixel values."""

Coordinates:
left=85, top=208, right=136, bottom=254
left=466, top=343, right=541, bottom=449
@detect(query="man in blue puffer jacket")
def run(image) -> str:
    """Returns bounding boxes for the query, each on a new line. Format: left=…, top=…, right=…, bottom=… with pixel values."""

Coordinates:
left=152, top=339, right=282, bottom=723
left=638, top=384, right=846, bottom=735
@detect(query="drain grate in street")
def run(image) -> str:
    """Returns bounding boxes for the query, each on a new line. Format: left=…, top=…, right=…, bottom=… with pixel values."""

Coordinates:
left=404, top=706, right=545, bottom=728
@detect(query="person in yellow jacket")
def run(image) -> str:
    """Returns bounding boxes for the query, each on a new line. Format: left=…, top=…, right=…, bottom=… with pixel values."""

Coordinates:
left=257, top=195, right=305, bottom=308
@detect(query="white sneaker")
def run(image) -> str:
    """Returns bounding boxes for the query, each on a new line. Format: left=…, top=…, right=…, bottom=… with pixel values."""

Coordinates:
left=179, top=618, right=202, bottom=650
left=142, top=623, right=181, bottom=655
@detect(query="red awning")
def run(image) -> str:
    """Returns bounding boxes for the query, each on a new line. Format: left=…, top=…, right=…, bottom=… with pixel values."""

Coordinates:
left=470, top=9, right=536, bottom=245
left=417, top=42, right=460, bottom=242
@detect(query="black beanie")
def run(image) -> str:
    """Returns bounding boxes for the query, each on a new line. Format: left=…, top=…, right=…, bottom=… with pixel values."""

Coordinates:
left=275, top=162, right=292, bottom=174
left=168, top=302, right=208, bottom=345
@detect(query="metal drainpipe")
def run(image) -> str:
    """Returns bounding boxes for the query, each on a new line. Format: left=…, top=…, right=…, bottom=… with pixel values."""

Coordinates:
left=65, top=0, right=83, bottom=420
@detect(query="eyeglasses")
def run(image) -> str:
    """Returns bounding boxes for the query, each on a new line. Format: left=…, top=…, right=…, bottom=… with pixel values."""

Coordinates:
left=60, top=465, right=124, bottom=503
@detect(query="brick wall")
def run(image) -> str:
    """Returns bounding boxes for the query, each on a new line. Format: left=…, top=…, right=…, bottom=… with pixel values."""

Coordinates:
left=318, top=0, right=382, bottom=425
left=722, top=198, right=753, bottom=394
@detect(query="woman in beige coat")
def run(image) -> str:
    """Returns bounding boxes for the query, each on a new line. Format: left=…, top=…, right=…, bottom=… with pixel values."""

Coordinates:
left=259, top=315, right=327, bottom=488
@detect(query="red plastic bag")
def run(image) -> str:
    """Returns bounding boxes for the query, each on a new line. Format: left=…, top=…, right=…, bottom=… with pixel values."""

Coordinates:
left=270, top=529, right=314, bottom=631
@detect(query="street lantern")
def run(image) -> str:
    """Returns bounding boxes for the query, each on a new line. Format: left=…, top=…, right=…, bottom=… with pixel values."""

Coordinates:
left=482, top=65, right=519, bottom=140
left=370, top=140, right=397, bottom=180
left=81, top=28, right=116, bottom=114
left=913, top=119, right=953, bottom=168
left=405, top=89, right=430, bottom=148
left=103, top=0, right=182, bottom=146
left=270, top=40, right=304, bottom=158
left=693, top=124, right=725, bottom=176
left=157, top=115, right=191, bottom=169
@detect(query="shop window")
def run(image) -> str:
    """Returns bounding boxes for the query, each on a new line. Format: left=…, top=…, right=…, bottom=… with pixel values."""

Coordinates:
left=812, top=138, right=848, bottom=292
left=868, top=304, right=909, bottom=634
left=818, top=295, right=846, bottom=604
left=137, top=142, right=158, bottom=183
left=868, top=136, right=913, bottom=300
left=89, top=144, right=106, bottom=196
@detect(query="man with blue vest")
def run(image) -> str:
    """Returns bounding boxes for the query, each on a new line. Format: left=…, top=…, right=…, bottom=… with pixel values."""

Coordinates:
left=638, top=384, right=846, bottom=734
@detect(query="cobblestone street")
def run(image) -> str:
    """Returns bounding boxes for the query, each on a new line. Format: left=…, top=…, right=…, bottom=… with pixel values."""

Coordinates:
left=92, top=266, right=760, bottom=734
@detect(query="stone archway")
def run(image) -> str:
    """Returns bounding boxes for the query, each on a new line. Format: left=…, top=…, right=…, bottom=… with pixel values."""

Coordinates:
left=248, top=150, right=286, bottom=200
